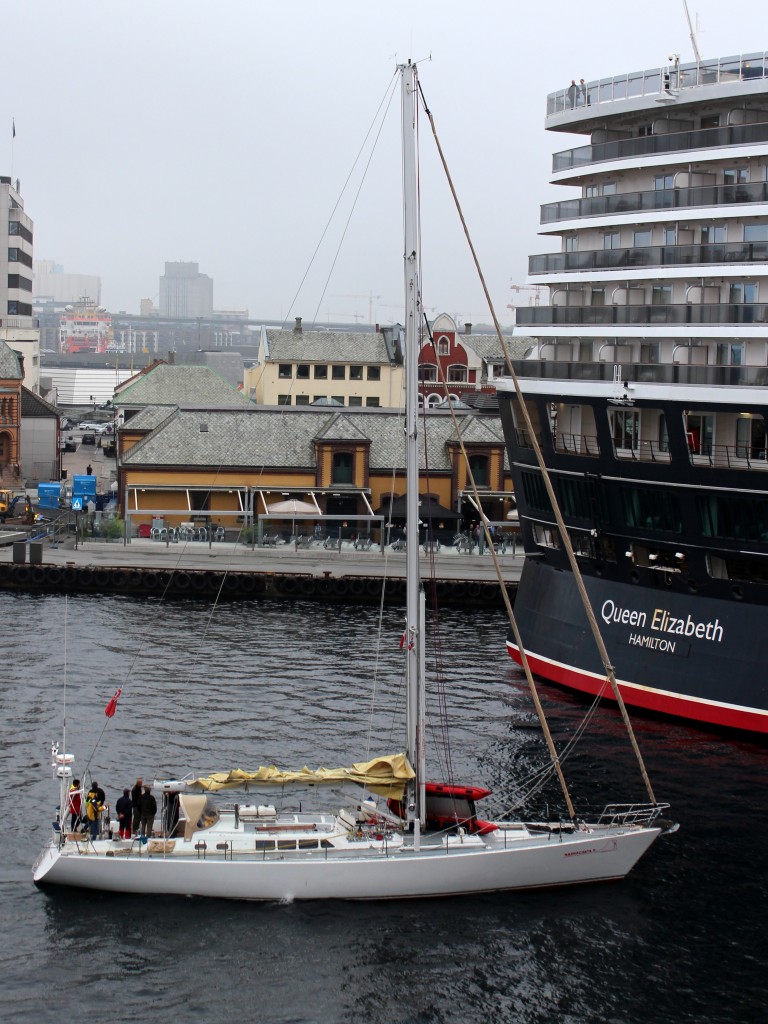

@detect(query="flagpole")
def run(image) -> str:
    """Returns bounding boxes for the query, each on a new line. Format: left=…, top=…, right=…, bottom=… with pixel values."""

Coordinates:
left=11, top=118, right=15, bottom=184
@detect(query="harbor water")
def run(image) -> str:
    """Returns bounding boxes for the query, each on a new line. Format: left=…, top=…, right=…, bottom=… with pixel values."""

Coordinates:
left=1, top=591, right=765, bottom=1023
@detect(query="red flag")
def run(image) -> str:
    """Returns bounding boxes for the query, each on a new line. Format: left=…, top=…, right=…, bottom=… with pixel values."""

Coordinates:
left=400, top=632, right=406, bottom=649
left=104, top=687, right=122, bottom=718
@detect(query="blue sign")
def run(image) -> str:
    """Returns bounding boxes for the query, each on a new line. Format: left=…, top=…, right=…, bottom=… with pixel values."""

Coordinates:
left=71, top=497, right=83, bottom=511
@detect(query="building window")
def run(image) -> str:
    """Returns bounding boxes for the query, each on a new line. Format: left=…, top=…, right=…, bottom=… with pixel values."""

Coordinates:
left=331, top=395, right=344, bottom=405
left=366, top=397, right=380, bottom=407
left=603, top=231, right=620, bottom=250
left=332, top=452, right=353, bottom=484
left=332, top=365, right=346, bottom=380
left=633, top=229, right=652, bottom=247
left=314, top=365, right=328, bottom=379
left=7, top=301, right=32, bottom=316
left=366, top=366, right=381, bottom=381
left=437, top=335, right=450, bottom=355
left=447, top=365, right=467, bottom=383
left=8, top=247, right=33, bottom=268
left=278, top=363, right=292, bottom=378
left=295, top=394, right=310, bottom=405
left=277, top=394, right=291, bottom=406
left=420, top=363, right=438, bottom=382
left=348, top=396, right=363, bottom=406
left=468, top=454, right=489, bottom=486
left=349, top=365, right=363, bottom=380
left=296, top=364, right=310, bottom=379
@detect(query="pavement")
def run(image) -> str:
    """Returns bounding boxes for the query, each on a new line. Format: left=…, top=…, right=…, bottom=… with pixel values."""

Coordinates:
left=8, top=429, right=524, bottom=583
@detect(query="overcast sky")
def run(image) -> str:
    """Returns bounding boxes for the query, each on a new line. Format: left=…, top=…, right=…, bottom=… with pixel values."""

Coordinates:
left=2, top=1, right=764, bottom=326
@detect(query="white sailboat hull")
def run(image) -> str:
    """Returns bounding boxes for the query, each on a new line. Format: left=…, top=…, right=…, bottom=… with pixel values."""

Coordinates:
left=33, top=826, right=661, bottom=901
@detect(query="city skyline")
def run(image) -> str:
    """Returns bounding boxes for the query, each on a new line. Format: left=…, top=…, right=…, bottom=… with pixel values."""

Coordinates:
left=1, top=0, right=759, bottom=325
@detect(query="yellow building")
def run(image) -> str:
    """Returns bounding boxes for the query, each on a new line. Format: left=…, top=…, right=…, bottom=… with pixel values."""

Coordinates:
left=244, top=320, right=404, bottom=409
left=118, top=405, right=513, bottom=541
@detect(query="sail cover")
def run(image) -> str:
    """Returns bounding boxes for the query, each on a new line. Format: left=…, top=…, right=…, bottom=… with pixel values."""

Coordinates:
left=188, top=753, right=415, bottom=799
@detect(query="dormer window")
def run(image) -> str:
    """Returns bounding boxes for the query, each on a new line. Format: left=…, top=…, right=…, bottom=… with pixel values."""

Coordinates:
left=437, top=335, right=450, bottom=356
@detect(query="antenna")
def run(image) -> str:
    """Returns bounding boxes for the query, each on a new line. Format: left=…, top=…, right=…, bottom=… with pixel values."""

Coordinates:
left=682, top=0, right=702, bottom=63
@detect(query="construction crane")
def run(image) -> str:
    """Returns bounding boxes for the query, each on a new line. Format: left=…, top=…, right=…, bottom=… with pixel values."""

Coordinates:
left=333, top=292, right=381, bottom=323
left=509, top=283, right=544, bottom=308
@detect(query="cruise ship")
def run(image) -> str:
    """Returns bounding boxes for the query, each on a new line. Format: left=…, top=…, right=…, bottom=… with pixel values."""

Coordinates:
left=497, top=52, right=768, bottom=734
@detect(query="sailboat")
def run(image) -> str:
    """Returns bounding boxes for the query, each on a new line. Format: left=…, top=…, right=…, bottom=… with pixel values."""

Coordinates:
left=33, top=62, right=671, bottom=901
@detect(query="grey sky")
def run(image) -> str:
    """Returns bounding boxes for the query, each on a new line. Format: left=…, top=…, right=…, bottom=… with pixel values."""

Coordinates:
left=2, top=1, right=763, bottom=326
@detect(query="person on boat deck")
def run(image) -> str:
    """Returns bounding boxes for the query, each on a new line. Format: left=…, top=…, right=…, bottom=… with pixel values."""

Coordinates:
left=67, top=778, right=83, bottom=832
left=130, top=777, right=143, bottom=835
left=138, top=785, right=157, bottom=838
left=115, top=788, right=132, bottom=840
left=85, top=782, right=104, bottom=840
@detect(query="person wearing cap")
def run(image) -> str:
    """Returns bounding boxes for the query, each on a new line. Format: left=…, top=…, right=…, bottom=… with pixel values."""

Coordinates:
left=130, top=777, right=143, bottom=836
left=138, top=785, right=157, bottom=838
left=115, top=788, right=133, bottom=839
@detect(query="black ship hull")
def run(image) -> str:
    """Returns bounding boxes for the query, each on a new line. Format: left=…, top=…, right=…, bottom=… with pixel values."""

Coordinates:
left=508, top=558, right=768, bottom=734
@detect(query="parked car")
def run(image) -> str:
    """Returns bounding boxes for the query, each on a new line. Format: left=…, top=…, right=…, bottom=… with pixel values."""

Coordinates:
left=77, top=421, right=109, bottom=433
left=60, top=437, right=77, bottom=453
left=81, top=433, right=96, bottom=445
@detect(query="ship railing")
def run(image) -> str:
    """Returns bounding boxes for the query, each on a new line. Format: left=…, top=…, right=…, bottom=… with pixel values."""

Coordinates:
left=552, top=120, right=768, bottom=173
left=547, top=52, right=767, bottom=118
left=540, top=181, right=768, bottom=224
left=513, top=428, right=545, bottom=451
left=555, top=432, right=601, bottom=457
left=689, top=443, right=768, bottom=470
left=597, top=802, right=670, bottom=828
left=516, top=302, right=768, bottom=327
left=529, top=240, right=768, bottom=276
left=612, top=439, right=672, bottom=463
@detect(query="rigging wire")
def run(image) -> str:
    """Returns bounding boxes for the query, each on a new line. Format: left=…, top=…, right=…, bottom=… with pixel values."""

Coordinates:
left=416, top=76, right=658, bottom=810
left=278, top=70, right=399, bottom=333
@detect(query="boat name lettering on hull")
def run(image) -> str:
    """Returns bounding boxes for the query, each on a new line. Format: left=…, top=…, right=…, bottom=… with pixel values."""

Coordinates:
left=601, top=600, right=724, bottom=644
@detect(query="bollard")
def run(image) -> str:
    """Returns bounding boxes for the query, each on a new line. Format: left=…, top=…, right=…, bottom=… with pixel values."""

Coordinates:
left=12, top=541, right=26, bottom=564
left=29, top=542, right=44, bottom=565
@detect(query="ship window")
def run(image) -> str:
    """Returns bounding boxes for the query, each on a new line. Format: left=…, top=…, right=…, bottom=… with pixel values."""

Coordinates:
left=558, top=477, right=595, bottom=519
left=744, top=224, right=768, bottom=242
left=603, top=231, right=620, bottom=250
left=578, top=341, right=594, bottom=361
left=698, top=494, right=768, bottom=542
left=602, top=182, right=617, bottom=195
left=532, top=523, right=559, bottom=549
left=685, top=413, right=714, bottom=455
left=663, top=227, right=677, bottom=246
left=651, top=285, right=672, bottom=305
left=584, top=185, right=599, bottom=198
left=621, top=487, right=682, bottom=532
left=633, top=229, right=652, bottom=247
left=589, top=289, right=604, bottom=307
left=735, top=414, right=766, bottom=458
left=510, top=398, right=545, bottom=449
left=521, top=471, right=552, bottom=513
left=723, top=167, right=748, bottom=185
left=729, top=282, right=757, bottom=303
left=564, top=235, right=579, bottom=252
left=610, top=409, right=640, bottom=450
left=640, top=342, right=660, bottom=364
left=654, top=174, right=674, bottom=190
left=716, top=342, right=744, bottom=365
left=701, top=224, right=726, bottom=244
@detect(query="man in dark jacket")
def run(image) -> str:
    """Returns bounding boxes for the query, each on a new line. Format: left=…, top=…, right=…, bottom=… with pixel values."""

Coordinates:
left=130, top=777, right=143, bottom=835
left=139, top=785, right=157, bottom=838
left=115, top=788, right=132, bottom=839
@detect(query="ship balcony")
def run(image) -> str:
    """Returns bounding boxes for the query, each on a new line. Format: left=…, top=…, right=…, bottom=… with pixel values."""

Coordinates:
left=547, top=53, right=768, bottom=121
left=540, top=182, right=768, bottom=225
left=513, top=428, right=768, bottom=472
left=529, top=241, right=768, bottom=276
left=503, top=359, right=768, bottom=388
left=552, top=120, right=768, bottom=173
left=515, top=302, right=768, bottom=328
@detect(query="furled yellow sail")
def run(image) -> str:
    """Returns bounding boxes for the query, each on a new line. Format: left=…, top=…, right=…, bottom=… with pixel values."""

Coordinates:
left=189, top=753, right=415, bottom=799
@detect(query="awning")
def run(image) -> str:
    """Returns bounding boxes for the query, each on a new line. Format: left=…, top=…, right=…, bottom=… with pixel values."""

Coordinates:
left=188, top=753, right=415, bottom=799
left=374, top=495, right=461, bottom=522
